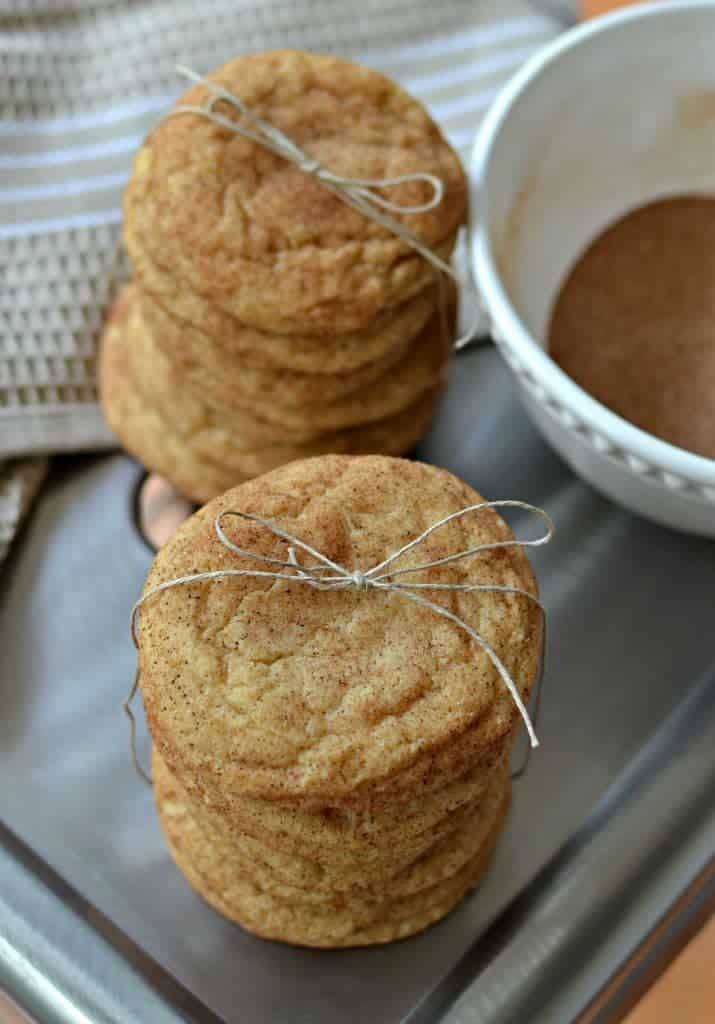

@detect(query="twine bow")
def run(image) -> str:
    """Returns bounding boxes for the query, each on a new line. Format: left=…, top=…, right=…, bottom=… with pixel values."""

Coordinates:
left=168, top=66, right=479, bottom=350
left=126, top=501, right=553, bottom=783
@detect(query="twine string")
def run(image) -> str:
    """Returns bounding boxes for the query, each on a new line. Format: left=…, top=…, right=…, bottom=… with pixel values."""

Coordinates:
left=125, top=502, right=553, bottom=783
left=123, top=670, right=151, bottom=784
left=168, top=66, right=481, bottom=348
left=512, top=613, right=547, bottom=781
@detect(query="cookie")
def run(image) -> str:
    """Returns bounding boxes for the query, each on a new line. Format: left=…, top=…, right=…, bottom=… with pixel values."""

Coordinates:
left=138, top=285, right=433, bottom=408
left=176, top=390, right=443, bottom=479
left=126, top=287, right=452, bottom=434
left=153, top=747, right=510, bottom=899
left=99, top=295, right=445, bottom=503
left=155, top=750, right=508, bottom=946
left=165, top=824, right=501, bottom=946
left=130, top=236, right=441, bottom=374
left=135, top=456, right=541, bottom=807
left=98, top=295, right=246, bottom=503
left=153, top=742, right=511, bottom=875
left=124, top=50, right=466, bottom=335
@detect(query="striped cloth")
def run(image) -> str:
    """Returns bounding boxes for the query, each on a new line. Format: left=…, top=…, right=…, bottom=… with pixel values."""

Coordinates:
left=0, top=0, right=561, bottom=558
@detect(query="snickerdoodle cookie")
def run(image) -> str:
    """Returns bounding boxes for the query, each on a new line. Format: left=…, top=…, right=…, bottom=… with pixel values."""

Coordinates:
left=99, top=293, right=244, bottom=502
left=126, top=288, right=451, bottom=434
left=153, top=747, right=510, bottom=899
left=100, top=295, right=445, bottom=504
left=137, top=285, right=434, bottom=407
left=153, top=742, right=512, bottom=874
left=104, top=50, right=467, bottom=495
left=136, top=455, right=542, bottom=945
left=124, top=50, right=466, bottom=335
left=155, top=748, right=509, bottom=946
left=129, top=234, right=442, bottom=375
left=136, top=456, right=541, bottom=806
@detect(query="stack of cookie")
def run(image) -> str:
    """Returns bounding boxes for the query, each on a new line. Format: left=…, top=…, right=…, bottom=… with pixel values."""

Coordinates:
left=99, top=51, right=467, bottom=503
left=135, top=456, right=543, bottom=947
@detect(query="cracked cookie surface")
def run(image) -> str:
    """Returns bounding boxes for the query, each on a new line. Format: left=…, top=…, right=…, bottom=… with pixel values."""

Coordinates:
left=124, top=50, right=466, bottom=334
left=136, top=455, right=541, bottom=804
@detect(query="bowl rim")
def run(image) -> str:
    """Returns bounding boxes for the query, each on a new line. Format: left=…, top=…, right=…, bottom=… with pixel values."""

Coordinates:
left=469, top=0, right=715, bottom=487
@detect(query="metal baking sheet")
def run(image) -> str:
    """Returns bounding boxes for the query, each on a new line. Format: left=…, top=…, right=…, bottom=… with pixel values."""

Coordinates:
left=1, top=344, right=715, bottom=1024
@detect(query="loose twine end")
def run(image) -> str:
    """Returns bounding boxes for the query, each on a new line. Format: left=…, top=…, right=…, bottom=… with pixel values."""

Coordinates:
left=123, top=667, right=153, bottom=786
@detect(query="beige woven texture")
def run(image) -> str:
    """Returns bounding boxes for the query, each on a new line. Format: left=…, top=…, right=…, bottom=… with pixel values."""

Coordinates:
left=0, top=0, right=559, bottom=555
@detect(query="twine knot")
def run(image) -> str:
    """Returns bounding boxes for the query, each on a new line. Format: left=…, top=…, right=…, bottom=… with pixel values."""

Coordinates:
left=349, top=569, right=370, bottom=591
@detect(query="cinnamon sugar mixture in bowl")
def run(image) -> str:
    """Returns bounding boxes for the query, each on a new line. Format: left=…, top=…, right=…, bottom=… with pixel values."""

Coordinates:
left=548, top=196, right=715, bottom=460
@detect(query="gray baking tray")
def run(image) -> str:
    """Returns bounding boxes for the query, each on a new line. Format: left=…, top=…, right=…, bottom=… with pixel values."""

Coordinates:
left=1, top=344, right=714, bottom=1024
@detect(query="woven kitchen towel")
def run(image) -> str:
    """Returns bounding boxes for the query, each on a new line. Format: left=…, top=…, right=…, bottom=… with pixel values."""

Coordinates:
left=0, top=0, right=561, bottom=557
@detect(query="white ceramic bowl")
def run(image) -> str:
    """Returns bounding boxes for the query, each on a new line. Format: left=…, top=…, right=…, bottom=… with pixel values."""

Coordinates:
left=470, top=1, right=715, bottom=536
